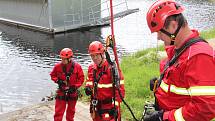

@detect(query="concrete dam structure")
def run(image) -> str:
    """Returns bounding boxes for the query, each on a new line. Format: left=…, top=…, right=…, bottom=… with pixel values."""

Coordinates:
left=0, top=0, right=139, bottom=34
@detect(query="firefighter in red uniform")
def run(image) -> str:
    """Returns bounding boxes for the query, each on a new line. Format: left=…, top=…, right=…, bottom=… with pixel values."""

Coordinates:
left=144, top=0, right=215, bottom=121
left=85, top=41, right=125, bottom=121
left=50, top=48, right=84, bottom=121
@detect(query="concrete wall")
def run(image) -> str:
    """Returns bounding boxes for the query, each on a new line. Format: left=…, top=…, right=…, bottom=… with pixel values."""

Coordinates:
left=0, top=0, right=101, bottom=33
left=0, top=0, right=50, bottom=28
left=51, top=0, right=101, bottom=30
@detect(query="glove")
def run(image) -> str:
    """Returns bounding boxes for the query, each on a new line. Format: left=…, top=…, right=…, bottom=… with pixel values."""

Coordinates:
left=68, top=86, right=77, bottom=93
left=150, top=77, right=158, bottom=91
left=144, top=110, right=164, bottom=121
left=85, top=87, right=92, bottom=96
left=57, top=80, right=65, bottom=87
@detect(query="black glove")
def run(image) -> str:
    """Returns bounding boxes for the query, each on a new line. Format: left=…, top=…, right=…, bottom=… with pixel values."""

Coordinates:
left=85, top=87, right=92, bottom=96
left=150, top=77, right=158, bottom=91
left=68, top=86, right=77, bottom=93
left=144, top=110, right=163, bottom=121
left=57, top=80, right=65, bottom=87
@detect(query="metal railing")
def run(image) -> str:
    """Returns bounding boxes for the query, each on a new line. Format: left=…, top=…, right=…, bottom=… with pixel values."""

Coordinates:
left=63, top=0, right=129, bottom=31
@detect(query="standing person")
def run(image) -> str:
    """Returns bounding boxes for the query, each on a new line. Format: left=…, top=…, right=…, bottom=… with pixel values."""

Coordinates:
left=50, top=48, right=84, bottom=121
left=85, top=41, right=125, bottom=121
left=144, top=0, right=215, bottom=121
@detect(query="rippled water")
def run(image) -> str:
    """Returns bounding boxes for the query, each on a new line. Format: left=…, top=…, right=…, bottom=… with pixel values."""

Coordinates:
left=0, top=0, right=214, bottom=114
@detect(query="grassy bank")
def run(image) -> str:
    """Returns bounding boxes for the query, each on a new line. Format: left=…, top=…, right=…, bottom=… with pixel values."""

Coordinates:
left=77, top=28, right=215, bottom=120
left=120, top=28, right=215, bottom=120
left=120, top=48, right=162, bottom=120
left=201, top=27, right=215, bottom=40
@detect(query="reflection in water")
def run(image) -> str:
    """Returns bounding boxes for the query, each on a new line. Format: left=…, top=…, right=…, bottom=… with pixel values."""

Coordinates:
left=0, top=0, right=214, bottom=114
left=0, top=23, right=107, bottom=68
left=179, top=0, right=215, bottom=31
left=0, top=23, right=109, bottom=114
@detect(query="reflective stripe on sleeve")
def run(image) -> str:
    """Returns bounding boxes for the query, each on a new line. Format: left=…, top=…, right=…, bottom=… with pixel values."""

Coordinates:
left=170, top=84, right=190, bottom=95
left=120, top=80, right=125, bottom=84
left=160, top=81, right=168, bottom=93
left=112, top=101, right=119, bottom=106
left=189, top=86, right=215, bottom=96
left=160, top=81, right=215, bottom=96
left=174, top=108, right=185, bottom=121
left=97, top=80, right=125, bottom=88
left=86, top=81, right=93, bottom=86
left=104, top=114, right=110, bottom=118
left=98, top=83, right=113, bottom=88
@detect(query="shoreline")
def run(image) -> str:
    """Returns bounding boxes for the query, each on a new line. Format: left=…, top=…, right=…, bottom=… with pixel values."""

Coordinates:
left=0, top=101, right=91, bottom=121
left=0, top=38, right=214, bottom=121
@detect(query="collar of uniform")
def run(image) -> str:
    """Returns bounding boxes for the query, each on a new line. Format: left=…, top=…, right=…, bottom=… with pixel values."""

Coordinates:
left=95, top=59, right=108, bottom=70
left=175, top=29, right=199, bottom=53
left=61, top=61, right=72, bottom=67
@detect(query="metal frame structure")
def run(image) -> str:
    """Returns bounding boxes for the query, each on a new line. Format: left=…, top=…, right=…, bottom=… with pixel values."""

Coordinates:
left=0, top=0, right=139, bottom=34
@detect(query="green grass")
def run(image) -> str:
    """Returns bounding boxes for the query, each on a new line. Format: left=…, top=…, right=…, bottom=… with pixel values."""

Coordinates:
left=120, top=47, right=161, bottom=120
left=78, top=47, right=162, bottom=120
left=78, top=28, right=215, bottom=120
left=118, top=28, right=215, bottom=120
left=78, top=71, right=91, bottom=103
left=200, top=27, right=215, bottom=40
left=118, top=27, right=215, bottom=120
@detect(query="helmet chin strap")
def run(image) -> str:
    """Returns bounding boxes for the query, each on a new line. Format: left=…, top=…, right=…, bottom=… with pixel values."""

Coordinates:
left=170, top=40, right=175, bottom=45
left=98, top=54, right=104, bottom=67
left=66, top=58, right=71, bottom=64
left=160, top=20, right=183, bottom=45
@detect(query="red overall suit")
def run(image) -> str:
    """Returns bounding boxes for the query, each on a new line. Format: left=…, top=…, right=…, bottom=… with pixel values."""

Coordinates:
left=85, top=59, right=125, bottom=121
left=50, top=61, right=84, bottom=121
left=157, top=30, right=215, bottom=121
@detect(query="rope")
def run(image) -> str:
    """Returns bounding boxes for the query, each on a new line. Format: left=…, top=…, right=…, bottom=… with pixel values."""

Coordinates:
left=109, top=0, right=120, bottom=70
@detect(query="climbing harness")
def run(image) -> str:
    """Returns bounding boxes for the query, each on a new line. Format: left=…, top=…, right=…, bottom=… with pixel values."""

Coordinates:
left=56, top=61, right=79, bottom=101
left=91, top=68, right=106, bottom=119
left=153, top=37, right=207, bottom=92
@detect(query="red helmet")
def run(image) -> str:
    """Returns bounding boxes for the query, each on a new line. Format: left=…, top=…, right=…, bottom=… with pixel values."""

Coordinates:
left=146, top=0, right=185, bottom=33
left=60, top=48, right=73, bottom=58
left=88, top=41, right=104, bottom=55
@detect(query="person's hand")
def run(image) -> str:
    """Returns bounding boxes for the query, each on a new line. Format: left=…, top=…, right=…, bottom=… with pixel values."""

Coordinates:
left=85, top=87, right=92, bottom=96
left=150, top=77, right=158, bottom=91
left=144, top=110, right=163, bottom=121
left=68, top=86, right=77, bottom=93
left=57, top=80, right=65, bottom=87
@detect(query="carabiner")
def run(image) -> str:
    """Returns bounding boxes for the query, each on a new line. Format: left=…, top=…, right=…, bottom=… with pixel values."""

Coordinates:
left=92, top=99, right=98, bottom=106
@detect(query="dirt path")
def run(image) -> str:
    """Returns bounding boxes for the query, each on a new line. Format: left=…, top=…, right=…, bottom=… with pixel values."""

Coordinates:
left=0, top=101, right=91, bottom=121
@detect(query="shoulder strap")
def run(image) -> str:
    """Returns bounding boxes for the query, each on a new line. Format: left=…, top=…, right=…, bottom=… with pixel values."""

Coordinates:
left=158, top=37, right=207, bottom=86
left=169, top=37, right=207, bottom=66
left=68, top=61, right=75, bottom=77
left=62, top=61, right=75, bottom=81
left=92, top=67, right=106, bottom=99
